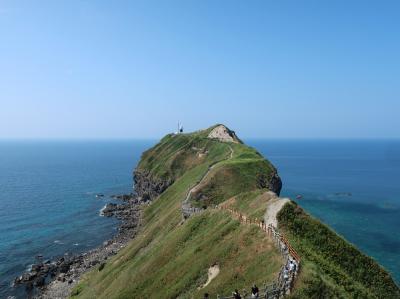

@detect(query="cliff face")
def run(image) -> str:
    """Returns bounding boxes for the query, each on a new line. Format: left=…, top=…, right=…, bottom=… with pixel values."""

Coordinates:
left=270, top=172, right=282, bottom=195
left=133, top=169, right=173, bottom=202
left=257, top=170, right=282, bottom=196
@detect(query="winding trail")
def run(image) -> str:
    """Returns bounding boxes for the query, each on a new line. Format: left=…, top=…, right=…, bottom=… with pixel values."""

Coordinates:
left=180, top=141, right=300, bottom=297
left=182, top=145, right=234, bottom=218
left=263, top=193, right=290, bottom=227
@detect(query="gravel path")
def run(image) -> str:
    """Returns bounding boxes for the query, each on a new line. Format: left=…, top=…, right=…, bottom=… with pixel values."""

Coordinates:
left=263, top=192, right=290, bottom=227
left=182, top=146, right=233, bottom=218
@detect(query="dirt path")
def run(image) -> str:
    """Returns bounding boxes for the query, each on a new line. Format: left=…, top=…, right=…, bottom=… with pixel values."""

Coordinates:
left=183, top=145, right=233, bottom=204
left=182, top=146, right=233, bottom=217
left=217, top=201, right=301, bottom=296
left=263, top=192, right=290, bottom=227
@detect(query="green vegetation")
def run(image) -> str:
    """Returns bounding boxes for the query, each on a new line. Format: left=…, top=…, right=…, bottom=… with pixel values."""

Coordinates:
left=219, top=190, right=271, bottom=220
left=72, top=126, right=283, bottom=299
left=136, top=126, right=228, bottom=181
left=277, top=201, right=400, bottom=299
left=190, top=142, right=278, bottom=208
left=71, top=125, right=399, bottom=298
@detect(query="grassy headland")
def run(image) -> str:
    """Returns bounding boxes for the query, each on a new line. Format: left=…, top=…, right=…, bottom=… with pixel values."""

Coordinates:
left=71, top=125, right=399, bottom=298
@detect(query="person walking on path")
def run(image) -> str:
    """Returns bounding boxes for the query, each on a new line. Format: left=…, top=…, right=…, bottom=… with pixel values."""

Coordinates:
left=251, top=284, right=259, bottom=298
left=233, top=289, right=242, bottom=299
left=289, top=260, right=295, bottom=273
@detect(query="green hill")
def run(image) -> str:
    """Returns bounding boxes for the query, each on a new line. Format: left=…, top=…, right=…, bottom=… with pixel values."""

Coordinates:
left=71, top=125, right=399, bottom=299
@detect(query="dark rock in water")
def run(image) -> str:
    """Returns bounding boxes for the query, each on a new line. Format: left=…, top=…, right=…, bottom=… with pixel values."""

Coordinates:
left=101, top=203, right=118, bottom=217
left=21, top=272, right=36, bottom=282
left=31, top=263, right=42, bottom=272
left=111, top=194, right=133, bottom=201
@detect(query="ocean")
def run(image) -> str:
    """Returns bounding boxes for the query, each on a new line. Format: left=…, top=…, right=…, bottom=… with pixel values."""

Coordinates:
left=0, top=140, right=155, bottom=298
left=248, top=139, right=400, bottom=285
left=0, top=139, right=399, bottom=297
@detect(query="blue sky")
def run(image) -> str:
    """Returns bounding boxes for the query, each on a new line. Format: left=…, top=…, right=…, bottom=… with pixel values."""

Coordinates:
left=0, top=1, right=399, bottom=139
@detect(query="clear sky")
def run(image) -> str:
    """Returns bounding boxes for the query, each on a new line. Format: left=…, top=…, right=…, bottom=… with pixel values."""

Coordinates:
left=0, top=1, right=399, bottom=139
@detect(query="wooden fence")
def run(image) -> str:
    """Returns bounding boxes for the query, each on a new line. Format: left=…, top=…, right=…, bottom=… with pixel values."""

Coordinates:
left=217, top=205, right=300, bottom=264
left=179, top=202, right=301, bottom=298
left=215, top=205, right=301, bottom=298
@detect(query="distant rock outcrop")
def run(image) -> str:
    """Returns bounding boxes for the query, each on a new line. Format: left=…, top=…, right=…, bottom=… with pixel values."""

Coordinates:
left=207, top=125, right=241, bottom=143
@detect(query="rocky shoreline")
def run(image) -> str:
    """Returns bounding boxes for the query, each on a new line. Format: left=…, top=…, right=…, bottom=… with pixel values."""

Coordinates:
left=12, top=194, right=144, bottom=299
left=10, top=166, right=170, bottom=299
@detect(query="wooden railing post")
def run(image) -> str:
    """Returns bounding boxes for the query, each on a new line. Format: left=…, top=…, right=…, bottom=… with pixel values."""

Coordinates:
left=215, top=204, right=301, bottom=298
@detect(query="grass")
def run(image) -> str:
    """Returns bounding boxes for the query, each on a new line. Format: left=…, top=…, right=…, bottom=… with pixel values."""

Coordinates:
left=72, top=176, right=282, bottom=298
left=72, top=125, right=283, bottom=299
left=218, top=190, right=273, bottom=221
left=277, top=201, right=400, bottom=299
left=71, top=125, right=399, bottom=298
left=190, top=142, right=278, bottom=208
left=137, top=133, right=231, bottom=181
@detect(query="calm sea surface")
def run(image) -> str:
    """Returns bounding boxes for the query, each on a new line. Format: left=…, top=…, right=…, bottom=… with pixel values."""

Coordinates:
left=0, top=140, right=155, bottom=298
left=0, top=139, right=399, bottom=297
left=248, top=139, right=400, bottom=285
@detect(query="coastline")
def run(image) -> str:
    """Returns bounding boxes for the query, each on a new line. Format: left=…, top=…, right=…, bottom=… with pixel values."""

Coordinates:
left=13, top=195, right=143, bottom=299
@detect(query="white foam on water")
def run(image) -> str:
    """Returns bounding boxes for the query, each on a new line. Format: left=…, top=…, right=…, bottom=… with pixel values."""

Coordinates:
left=99, top=205, right=107, bottom=216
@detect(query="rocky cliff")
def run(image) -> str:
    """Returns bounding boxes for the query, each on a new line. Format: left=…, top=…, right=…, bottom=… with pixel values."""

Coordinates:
left=133, top=169, right=173, bottom=202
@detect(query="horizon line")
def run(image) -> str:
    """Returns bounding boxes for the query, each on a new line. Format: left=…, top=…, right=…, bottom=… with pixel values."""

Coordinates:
left=0, top=136, right=400, bottom=141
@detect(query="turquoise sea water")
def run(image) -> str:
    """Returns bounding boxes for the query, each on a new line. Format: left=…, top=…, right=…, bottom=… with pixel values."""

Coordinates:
left=0, top=139, right=399, bottom=297
left=248, top=139, right=400, bottom=285
left=0, top=140, right=155, bottom=298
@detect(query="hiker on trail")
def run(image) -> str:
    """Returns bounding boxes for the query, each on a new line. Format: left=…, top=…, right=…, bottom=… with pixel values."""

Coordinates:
left=251, top=284, right=259, bottom=298
left=233, top=289, right=242, bottom=299
left=289, top=260, right=295, bottom=272
left=283, top=267, right=289, bottom=281
left=203, top=293, right=209, bottom=299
